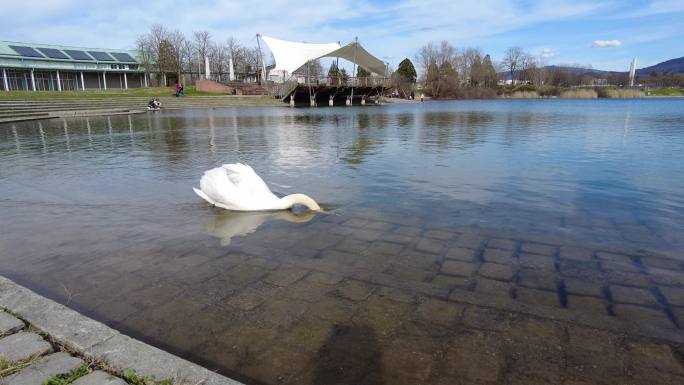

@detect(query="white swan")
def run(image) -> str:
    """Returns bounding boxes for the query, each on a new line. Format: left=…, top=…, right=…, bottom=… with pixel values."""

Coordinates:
left=193, top=163, right=321, bottom=211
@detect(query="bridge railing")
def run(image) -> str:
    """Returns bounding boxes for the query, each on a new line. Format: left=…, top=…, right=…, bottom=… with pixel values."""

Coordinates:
left=300, top=75, right=390, bottom=87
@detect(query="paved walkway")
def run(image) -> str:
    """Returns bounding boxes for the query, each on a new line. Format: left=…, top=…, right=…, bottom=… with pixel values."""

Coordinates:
left=0, top=277, right=242, bottom=385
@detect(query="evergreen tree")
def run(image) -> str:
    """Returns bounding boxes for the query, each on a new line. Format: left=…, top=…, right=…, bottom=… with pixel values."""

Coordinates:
left=426, top=61, right=440, bottom=96
left=470, top=54, right=483, bottom=87
left=357, top=66, right=370, bottom=77
left=397, top=58, right=417, bottom=83
left=482, top=54, right=497, bottom=88
left=328, top=62, right=340, bottom=77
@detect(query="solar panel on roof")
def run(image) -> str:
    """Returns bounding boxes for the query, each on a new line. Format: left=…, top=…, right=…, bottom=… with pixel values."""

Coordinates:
left=64, top=50, right=93, bottom=60
left=110, top=52, right=136, bottom=63
left=88, top=51, right=115, bottom=61
left=9, top=45, right=44, bottom=58
left=37, top=47, right=69, bottom=59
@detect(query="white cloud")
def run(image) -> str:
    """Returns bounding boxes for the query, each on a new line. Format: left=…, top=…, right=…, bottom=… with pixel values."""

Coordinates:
left=592, top=39, right=622, bottom=48
left=541, top=48, right=557, bottom=57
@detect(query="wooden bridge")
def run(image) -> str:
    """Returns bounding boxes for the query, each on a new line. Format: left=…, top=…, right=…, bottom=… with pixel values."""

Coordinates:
left=270, top=75, right=390, bottom=106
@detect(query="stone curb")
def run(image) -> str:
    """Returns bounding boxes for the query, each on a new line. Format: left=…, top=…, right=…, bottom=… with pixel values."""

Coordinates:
left=0, top=276, right=244, bottom=385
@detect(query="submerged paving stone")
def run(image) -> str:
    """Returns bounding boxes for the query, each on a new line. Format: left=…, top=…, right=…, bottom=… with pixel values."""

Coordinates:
left=609, top=285, right=658, bottom=306
left=263, top=267, right=309, bottom=287
left=415, top=298, right=462, bottom=327
left=415, top=237, right=446, bottom=254
left=566, top=295, right=608, bottom=314
left=461, top=306, right=511, bottom=331
left=628, top=342, right=684, bottom=375
left=483, top=248, right=515, bottom=265
left=613, top=304, right=674, bottom=331
left=439, top=330, right=504, bottom=382
left=479, top=263, right=514, bottom=280
left=4, top=352, right=83, bottom=385
left=0, top=311, right=24, bottom=335
left=71, top=370, right=127, bottom=385
left=474, top=278, right=511, bottom=297
left=640, top=256, right=683, bottom=271
left=444, top=247, right=476, bottom=262
left=0, top=332, right=52, bottom=361
left=336, top=280, right=375, bottom=301
left=659, top=286, right=684, bottom=307
left=516, top=287, right=559, bottom=308
left=519, top=253, right=556, bottom=271
left=517, top=268, right=557, bottom=290
left=440, top=260, right=475, bottom=277
left=559, top=246, right=594, bottom=262
left=563, top=278, right=604, bottom=297
left=520, top=242, right=557, bottom=256
left=649, top=268, right=684, bottom=286
left=486, top=238, right=517, bottom=250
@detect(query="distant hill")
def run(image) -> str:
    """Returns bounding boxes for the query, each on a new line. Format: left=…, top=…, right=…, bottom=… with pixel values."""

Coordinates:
left=499, top=57, right=684, bottom=79
left=636, top=57, right=684, bottom=75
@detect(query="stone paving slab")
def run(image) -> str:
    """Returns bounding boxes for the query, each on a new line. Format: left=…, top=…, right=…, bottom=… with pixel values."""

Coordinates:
left=0, top=311, right=24, bottom=336
left=72, top=370, right=128, bottom=385
left=0, top=332, right=52, bottom=361
left=3, top=352, right=83, bottom=385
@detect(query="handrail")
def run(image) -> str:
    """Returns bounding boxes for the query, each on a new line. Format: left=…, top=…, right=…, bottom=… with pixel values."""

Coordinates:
left=270, top=76, right=390, bottom=99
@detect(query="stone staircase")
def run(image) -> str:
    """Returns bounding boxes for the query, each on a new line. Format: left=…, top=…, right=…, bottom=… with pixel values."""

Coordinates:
left=0, top=95, right=278, bottom=123
left=222, top=82, right=270, bottom=95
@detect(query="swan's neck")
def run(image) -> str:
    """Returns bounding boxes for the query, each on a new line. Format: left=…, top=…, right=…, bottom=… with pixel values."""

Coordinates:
left=278, top=194, right=321, bottom=211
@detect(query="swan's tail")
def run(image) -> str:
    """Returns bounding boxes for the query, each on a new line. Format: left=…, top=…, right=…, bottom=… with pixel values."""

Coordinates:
left=193, top=187, right=215, bottom=206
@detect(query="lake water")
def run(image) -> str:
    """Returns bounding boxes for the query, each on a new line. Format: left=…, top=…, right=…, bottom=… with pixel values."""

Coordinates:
left=1, top=100, right=684, bottom=384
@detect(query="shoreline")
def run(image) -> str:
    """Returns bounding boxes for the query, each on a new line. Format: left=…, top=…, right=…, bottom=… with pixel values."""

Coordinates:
left=0, top=275, right=243, bottom=385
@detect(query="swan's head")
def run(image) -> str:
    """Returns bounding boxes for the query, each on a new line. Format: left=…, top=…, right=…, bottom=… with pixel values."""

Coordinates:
left=281, top=193, right=321, bottom=211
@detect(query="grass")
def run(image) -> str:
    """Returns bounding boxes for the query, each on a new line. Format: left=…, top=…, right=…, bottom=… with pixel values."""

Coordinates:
left=647, top=87, right=684, bottom=96
left=508, top=91, right=539, bottom=98
left=0, top=86, right=237, bottom=100
left=0, top=355, right=38, bottom=377
left=42, top=364, right=91, bottom=385
left=560, top=89, right=598, bottom=99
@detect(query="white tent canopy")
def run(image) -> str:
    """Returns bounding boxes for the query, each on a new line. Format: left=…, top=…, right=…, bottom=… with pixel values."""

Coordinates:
left=261, top=35, right=387, bottom=81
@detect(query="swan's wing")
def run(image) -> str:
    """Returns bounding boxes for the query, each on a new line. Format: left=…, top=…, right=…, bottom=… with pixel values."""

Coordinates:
left=197, top=164, right=279, bottom=211
left=221, top=163, right=278, bottom=202
left=198, top=167, right=244, bottom=210
left=193, top=187, right=215, bottom=205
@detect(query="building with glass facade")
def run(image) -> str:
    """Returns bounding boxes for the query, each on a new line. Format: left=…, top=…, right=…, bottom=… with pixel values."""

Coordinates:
left=0, top=41, right=147, bottom=91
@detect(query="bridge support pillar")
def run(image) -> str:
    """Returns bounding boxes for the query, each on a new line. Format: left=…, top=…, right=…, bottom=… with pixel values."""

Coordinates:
left=289, top=95, right=295, bottom=107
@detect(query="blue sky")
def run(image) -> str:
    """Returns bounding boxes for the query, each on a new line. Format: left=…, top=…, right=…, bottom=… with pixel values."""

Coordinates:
left=3, top=0, right=683, bottom=72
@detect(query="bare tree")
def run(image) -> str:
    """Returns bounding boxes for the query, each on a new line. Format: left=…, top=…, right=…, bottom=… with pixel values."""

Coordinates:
left=193, top=31, right=212, bottom=77
left=502, top=47, right=524, bottom=83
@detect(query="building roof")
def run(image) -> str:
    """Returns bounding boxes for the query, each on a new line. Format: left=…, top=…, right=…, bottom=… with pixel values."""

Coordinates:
left=261, top=36, right=387, bottom=78
left=0, top=40, right=140, bottom=64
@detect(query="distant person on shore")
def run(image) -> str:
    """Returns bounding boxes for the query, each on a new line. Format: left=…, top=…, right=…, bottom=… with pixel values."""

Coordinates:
left=420, top=93, right=424, bottom=102
left=178, top=85, right=184, bottom=96
left=147, top=98, right=161, bottom=110
left=175, top=82, right=181, bottom=97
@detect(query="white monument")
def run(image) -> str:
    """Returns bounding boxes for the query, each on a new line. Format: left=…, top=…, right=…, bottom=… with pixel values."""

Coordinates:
left=628, top=58, right=637, bottom=87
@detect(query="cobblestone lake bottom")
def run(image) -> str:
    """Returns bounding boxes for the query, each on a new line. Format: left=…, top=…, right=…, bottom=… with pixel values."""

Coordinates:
left=1, top=100, right=684, bottom=384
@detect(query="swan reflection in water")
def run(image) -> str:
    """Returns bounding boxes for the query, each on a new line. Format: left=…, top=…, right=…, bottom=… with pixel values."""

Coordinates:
left=205, top=209, right=316, bottom=246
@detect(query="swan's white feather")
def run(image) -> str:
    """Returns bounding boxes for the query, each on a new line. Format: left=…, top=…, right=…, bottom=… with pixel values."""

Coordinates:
left=197, top=163, right=281, bottom=211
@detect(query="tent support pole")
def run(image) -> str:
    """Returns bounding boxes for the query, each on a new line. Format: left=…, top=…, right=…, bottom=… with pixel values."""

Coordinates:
left=256, top=34, right=267, bottom=86
left=350, top=37, right=358, bottom=106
